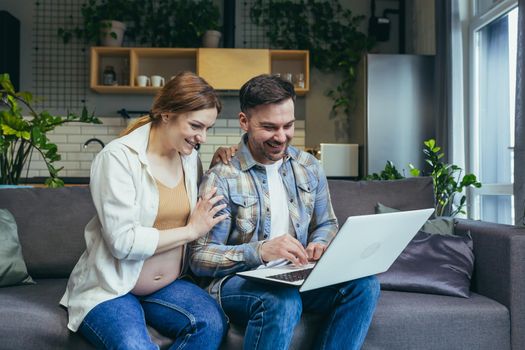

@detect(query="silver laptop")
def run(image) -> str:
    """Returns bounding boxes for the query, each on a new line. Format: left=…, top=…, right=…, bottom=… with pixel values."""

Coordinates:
left=237, top=208, right=434, bottom=292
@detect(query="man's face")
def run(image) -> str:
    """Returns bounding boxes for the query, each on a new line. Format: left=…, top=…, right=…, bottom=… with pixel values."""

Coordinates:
left=239, top=98, right=295, bottom=164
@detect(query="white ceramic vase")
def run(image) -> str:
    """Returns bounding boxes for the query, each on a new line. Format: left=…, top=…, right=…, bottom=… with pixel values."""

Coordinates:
left=202, top=30, right=222, bottom=48
left=100, top=20, right=126, bottom=47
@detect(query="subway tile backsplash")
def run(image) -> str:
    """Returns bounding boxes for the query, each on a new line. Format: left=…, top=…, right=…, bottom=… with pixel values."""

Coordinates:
left=24, top=117, right=305, bottom=178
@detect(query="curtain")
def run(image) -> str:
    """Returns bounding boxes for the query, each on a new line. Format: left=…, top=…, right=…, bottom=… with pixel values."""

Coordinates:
left=514, top=0, right=525, bottom=225
left=434, top=0, right=466, bottom=168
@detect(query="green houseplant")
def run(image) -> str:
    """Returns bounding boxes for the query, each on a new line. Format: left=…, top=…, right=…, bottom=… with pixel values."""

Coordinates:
left=367, top=139, right=482, bottom=217
left=250, top=0, right=374, bottom=137
left=58, top=0, right=135, bottom=46
left=409, top=139, right=481, bottom=217
left=0, top=74, right=101, bottom=187
left=132, top=0, right=220, bottom=47
left=58, top=0, right=221, bottom=48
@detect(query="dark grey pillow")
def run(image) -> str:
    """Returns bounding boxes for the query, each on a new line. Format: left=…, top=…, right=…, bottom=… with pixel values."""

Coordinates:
left=377, top=231, right=474, bottom=297
left=375, top=202, right=474, bottom=298
left=0, top=209, right=35, bottom=287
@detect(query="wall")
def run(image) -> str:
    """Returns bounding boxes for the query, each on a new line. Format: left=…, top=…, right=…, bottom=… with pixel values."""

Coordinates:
left=1, top=0, right=435, bottom=177
left=23, top=117, right=306, bottom=178
left=305, top=0, right=436, bottom=147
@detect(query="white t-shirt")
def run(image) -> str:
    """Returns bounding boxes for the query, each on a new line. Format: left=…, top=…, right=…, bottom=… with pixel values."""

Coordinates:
left=264, top=159, right=290, bottom=239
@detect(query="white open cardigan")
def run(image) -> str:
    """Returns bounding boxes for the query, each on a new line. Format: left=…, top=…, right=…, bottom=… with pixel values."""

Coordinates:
left=60, top=123, right=200, bottom=332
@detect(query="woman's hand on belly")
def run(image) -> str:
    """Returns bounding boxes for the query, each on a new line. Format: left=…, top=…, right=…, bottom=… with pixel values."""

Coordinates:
left=131, top=246, right=183, bottom=296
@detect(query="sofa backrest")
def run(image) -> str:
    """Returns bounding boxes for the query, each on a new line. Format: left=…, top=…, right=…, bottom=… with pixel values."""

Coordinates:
left=0, top=177, right=435, bottom=279
left=328, top=177, right=435, bottom=224
left=0, top=186, right=94, bottom=279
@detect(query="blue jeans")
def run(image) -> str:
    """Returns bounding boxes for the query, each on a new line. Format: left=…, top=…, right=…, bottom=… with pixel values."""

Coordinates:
left=79, top=279, right=226, bottom=350
left=221, top=275, right=380, bottom=350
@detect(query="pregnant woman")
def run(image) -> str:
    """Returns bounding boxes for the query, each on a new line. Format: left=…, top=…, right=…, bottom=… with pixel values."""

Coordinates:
left=60, top=72, right=228, bottom=349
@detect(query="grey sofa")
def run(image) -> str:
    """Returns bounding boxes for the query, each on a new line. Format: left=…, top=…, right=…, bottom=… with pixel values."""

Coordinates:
left=0, top=177, right=523, bottom=350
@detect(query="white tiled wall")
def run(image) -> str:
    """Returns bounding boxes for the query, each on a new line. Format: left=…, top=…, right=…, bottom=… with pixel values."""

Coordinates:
left=24, top=117, right=306, bottom=178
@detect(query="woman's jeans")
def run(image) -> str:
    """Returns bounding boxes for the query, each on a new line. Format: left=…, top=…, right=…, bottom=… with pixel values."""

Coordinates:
left=221, top=275, right=380, bottom=350
left=79, top=279, right=226, bottom=350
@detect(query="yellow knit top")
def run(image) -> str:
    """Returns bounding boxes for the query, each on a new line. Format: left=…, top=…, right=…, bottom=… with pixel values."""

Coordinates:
left=153, top=177, right=191, bottom=230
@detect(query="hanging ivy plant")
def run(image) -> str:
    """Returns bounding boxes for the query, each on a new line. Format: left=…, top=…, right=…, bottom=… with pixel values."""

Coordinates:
left=250, top=0, right=374, bottom=138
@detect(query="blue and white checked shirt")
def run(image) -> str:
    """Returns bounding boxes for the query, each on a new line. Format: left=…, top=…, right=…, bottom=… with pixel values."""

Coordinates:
left=190, top=134, right=338, bottom=298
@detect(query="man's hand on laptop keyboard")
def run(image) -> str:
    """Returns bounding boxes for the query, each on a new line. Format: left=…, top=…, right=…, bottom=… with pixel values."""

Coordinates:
left=306, top=242, right=327, bottom=261
left=260, top=235, right=309, bottom=266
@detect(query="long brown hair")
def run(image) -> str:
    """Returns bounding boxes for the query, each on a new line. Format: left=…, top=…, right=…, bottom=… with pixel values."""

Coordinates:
left=120, top=71, right=221, bottom=136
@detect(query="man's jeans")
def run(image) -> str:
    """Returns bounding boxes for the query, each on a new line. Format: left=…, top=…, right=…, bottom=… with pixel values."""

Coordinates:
left=221, top=275, right=380, bottom=350
left=79, top=279, right=226, bottom=350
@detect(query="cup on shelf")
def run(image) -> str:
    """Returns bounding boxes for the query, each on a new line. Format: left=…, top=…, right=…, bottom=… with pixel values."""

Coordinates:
left=136, top=75, right=150, bottom=87
left=151, top=75, right=165, bottom=87
left=283, top=72, right=293, bottom=83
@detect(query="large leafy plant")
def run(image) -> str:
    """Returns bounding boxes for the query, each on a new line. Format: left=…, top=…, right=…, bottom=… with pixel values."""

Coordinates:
left=368, top=139, right=482, bottom=217
left=409, top=139, right=481, bottom=217
left=0, top=74, right=101, bottom=187
left=250, top=0, right=374, bottom=139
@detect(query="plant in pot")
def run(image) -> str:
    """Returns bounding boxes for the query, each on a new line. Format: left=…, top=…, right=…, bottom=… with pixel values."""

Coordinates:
left=409, top=139, right=481, bottom=217
left=199, top=3, right=222, bottom=48
left=0, top=74, right=101, bottom=187
left=132, top=0, right=220, bottom=48
left=58, top=0, right=134, bottom=46
left=367, top=139, right=482, bottom=217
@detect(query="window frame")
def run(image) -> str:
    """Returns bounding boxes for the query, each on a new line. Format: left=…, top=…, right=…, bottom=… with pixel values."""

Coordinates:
left=468, top=0, right=517, bottom=221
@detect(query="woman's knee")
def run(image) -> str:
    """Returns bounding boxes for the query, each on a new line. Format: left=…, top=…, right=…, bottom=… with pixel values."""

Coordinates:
left=186, top=292, right=227, bottom=340
left=257, top=287, right=303, bottom=323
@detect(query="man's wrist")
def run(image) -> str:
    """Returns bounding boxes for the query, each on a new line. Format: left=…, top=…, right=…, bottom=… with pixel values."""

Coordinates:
left=258, top=240, right=268, bottom=264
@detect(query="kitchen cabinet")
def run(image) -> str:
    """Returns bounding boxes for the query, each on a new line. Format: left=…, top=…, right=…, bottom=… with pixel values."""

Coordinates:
left=90, top=47, right=309, bottom=95
left=197, top=48, right=270, bottom=90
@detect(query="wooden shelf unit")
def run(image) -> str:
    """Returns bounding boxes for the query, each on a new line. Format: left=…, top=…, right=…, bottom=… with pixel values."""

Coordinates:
left=270, top=50, right=310, bottom=95
left=90, top=47, right=309, bottom=95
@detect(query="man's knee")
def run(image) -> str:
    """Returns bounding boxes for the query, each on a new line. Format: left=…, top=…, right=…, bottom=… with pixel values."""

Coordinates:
left=342, top=275, right=381, bottom=302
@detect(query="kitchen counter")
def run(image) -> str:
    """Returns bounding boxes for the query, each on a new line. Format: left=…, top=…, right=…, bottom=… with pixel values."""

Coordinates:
left=19, top=177, right=90, bottom=185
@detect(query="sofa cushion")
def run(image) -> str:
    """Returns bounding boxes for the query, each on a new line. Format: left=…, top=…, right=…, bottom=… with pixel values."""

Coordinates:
left=328, top=177, right=435, bottom=223
left=0, top=279, right=93, bottom=349
left=0, top=187, right=95, bottom=278
left=0, top=209, right=35, bottom=287
left=363, top=290, right=510, bottom=350
left=377, top=231, right=474, bottom=297
left=375, top=203, right=474, bottom=297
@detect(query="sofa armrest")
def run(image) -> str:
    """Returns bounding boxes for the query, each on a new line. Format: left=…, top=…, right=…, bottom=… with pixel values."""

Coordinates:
left=455, top=218, right=525, bottom=350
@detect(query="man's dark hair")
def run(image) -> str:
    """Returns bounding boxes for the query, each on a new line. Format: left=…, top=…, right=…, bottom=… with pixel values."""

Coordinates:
left=239, top=74, right=296, bottom=114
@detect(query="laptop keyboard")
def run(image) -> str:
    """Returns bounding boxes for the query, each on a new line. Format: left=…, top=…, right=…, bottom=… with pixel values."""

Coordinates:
left=267, top=267, right=314, bottom=282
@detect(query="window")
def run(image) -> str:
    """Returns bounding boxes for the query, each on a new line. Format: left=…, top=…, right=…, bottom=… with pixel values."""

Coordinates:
left=469, top=0, right=517, bottom=224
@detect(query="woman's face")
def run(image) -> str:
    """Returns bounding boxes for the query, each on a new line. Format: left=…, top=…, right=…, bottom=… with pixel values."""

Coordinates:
left=162, top=108, right=218, bottom=155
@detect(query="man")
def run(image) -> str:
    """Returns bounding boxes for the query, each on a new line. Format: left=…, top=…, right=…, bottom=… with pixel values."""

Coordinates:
left=190, top=74, right=380, bottom=350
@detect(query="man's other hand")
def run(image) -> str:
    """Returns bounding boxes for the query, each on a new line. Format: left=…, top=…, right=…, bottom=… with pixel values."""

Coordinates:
left=306, top=242, right=327, bottom=261
left=260, top=235, right=309, bottom=266
left=210, top=145, right=238, bottom=167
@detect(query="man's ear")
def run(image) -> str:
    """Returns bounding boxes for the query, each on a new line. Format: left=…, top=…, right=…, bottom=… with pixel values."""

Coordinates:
left=239, top=112, right=249, bottom=132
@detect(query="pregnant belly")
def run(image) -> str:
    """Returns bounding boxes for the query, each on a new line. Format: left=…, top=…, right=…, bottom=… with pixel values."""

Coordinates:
left=131, top=246, right=183, bottom=296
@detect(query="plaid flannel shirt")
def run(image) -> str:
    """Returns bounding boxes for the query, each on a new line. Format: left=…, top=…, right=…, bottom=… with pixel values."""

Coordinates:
left=190, top=134, right=338, bottom=298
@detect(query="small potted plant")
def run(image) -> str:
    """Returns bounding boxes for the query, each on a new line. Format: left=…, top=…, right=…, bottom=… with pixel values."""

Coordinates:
left=0, top=74, right=101, bottom=187
left=58, top=0, right=132, bottom=46
left=199, top=2, right=221, bottom=48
